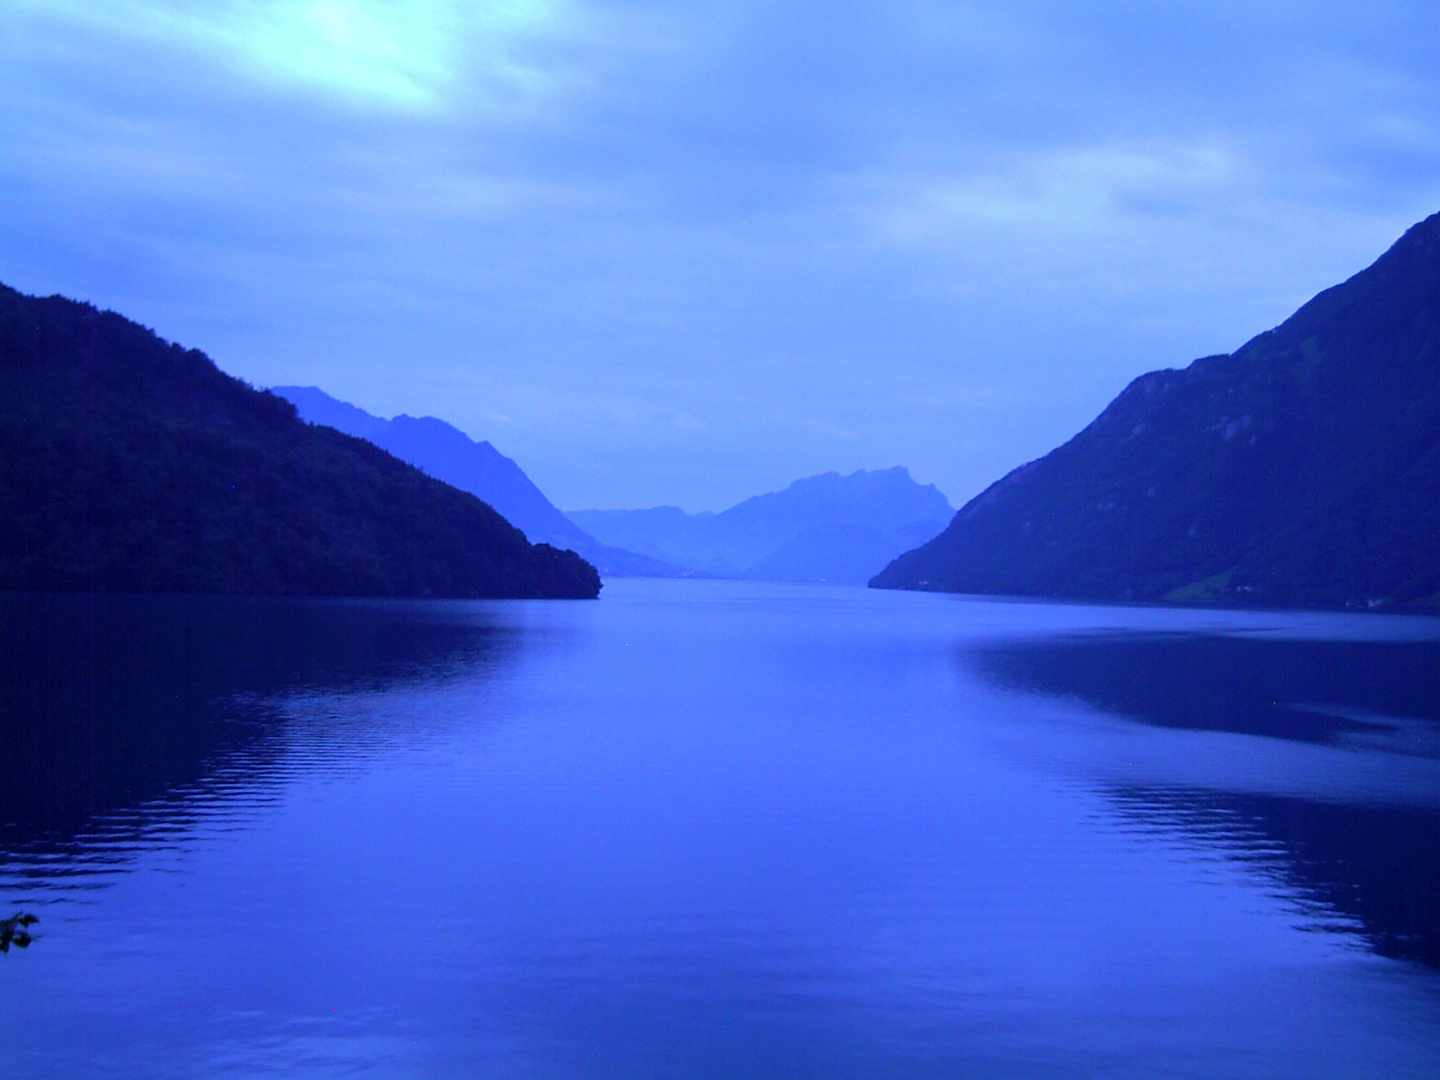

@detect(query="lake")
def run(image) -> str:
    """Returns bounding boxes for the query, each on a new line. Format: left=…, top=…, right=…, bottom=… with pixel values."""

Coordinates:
left=2, top=579, right=1439, bottom=1078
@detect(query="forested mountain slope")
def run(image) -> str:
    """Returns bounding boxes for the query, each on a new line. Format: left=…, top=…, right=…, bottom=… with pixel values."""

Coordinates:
left=0, top=286, right=599, bottom=598
left=873, top=213, right=1440, bottom=611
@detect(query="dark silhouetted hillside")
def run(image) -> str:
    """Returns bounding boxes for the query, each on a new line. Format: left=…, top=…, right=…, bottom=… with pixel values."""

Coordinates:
left=272, top=386, right=685, bottom=578
left=873, top=213, right=1440, bottom=611
left=572, top=468, right=953, bottom=584
left=0, top=285, right=599, bottom=598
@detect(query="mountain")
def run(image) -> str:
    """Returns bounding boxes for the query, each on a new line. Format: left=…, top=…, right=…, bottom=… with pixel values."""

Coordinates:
left=571, top=467, right=954, bottom=584
left=273, top=386, right=593, bottom=550
left=0, top=285, right=599, bottom=598
left=271, top=387, right=686, bottom=578
left=872, top=212, right=1440, bottom=611
left=745, top=524, right=904, bottom=584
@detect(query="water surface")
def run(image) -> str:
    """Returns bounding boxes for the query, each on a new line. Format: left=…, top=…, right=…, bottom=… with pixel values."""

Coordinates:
left=2, top=581, right=1438, bottom=1077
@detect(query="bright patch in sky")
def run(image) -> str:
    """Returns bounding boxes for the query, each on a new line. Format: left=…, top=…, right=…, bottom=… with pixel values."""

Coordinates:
left=22, top=0, right=561, bottom=108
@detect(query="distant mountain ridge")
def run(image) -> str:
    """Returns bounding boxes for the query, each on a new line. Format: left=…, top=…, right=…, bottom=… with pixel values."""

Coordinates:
left=571, top=468, right=954, bottom=584
left=272, top=387, right=686, bottom=579
left=873, top=212, right=1440, bottom=611
left=0, top=286, right=599, bottom=598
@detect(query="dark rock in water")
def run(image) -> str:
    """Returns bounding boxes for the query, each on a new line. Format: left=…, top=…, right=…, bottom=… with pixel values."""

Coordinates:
left=0, top=284, right=599, bottom=598
left=872, top=212, right=1440, bottom=611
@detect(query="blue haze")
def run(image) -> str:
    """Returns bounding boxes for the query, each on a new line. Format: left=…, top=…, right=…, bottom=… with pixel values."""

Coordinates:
left=571, top=467, right=954, bottom=581
left=1, top=2, right=1438, bottom=509
left=275, top=384, right=952, bottom=583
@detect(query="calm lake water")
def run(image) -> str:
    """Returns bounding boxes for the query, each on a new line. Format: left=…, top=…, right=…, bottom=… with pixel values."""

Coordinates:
left=2, top=580, right=1439, bottom=1078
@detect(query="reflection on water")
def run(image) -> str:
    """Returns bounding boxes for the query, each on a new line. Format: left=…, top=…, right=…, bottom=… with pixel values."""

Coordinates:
left=976, top=631, right=1440, bottom=970
left=3, top=583, right=1439, bottom=1079
left=978, top=632, right=1440, bottom=747
left=1110, top=786, right=1440, bottom=969
left=0, top=592, right=518, bottom=868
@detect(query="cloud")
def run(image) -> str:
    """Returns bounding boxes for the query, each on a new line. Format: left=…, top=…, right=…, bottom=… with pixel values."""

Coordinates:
left=2, top=1, right=1439, bottom=509
left=13, top=0, right=567, bottom=111
left=863, top=141, right=1240, bottom=244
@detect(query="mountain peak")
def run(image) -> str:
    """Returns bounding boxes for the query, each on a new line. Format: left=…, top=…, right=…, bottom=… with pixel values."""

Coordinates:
left=572, top=467, right=954, bottom=584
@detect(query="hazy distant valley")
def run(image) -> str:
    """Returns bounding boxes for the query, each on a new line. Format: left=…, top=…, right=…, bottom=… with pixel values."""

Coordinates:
left=276, top=387, right=955, bottom=587
left=569, top=469, right=953, bottom=584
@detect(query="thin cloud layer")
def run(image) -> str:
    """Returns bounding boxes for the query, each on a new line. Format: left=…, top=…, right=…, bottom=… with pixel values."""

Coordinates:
left=1, top=1, right=1437, bottom=509
left=15, top=0, right=567, bottom=109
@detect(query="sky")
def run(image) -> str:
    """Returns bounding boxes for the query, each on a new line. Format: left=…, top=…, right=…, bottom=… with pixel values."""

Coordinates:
left=2, top=2, right=1438, bottom=511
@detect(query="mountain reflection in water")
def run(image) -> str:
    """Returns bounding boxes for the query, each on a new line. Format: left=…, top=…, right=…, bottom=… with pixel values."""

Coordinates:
left=976, top=631, right=1440, bottom=970
left=3, top=583, right=1439, bottom=1079
left=0, top=593, right=518, bottom=859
